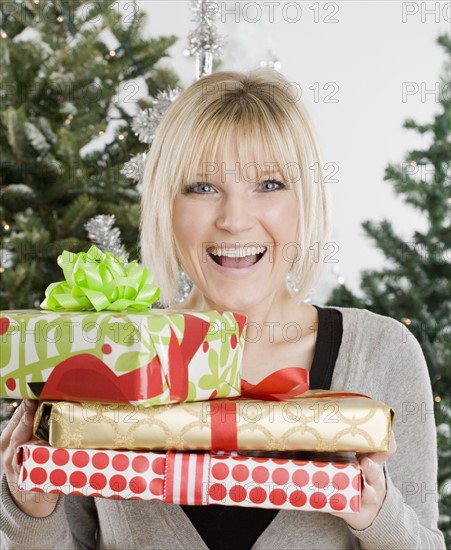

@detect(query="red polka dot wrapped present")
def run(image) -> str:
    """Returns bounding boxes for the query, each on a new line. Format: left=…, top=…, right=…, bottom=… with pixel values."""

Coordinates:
left=17, top=442, right=362, bottom=513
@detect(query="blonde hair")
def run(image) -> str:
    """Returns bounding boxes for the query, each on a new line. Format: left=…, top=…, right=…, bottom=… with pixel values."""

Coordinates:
left=139, top=69, right=332, bottom=307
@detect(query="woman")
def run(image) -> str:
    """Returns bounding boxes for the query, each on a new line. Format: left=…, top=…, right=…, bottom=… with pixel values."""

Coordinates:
left=1, top=69, right=445, bottom=549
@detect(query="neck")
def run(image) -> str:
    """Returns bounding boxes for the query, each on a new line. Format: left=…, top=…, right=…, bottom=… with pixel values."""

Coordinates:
left=173, top=284, right=309, bottom=345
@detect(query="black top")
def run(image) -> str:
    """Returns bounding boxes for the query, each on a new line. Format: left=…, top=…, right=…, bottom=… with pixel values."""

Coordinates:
left=181, top=305, right=344, bottom=550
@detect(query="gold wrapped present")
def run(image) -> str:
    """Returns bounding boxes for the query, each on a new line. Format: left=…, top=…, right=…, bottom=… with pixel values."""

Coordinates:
left=34, top=390, right=394, bottom=453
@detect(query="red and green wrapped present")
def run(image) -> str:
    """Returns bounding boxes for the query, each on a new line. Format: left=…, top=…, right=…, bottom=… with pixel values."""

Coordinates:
left=0, top=245, right=246, bottom=404
left=0, top=309, right=246, bottom=405
left=17, top=442, right=362, bottom=512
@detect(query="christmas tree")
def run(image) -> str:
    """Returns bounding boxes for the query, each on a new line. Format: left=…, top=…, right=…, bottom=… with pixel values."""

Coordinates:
left=0, top=0, right=180, bottom=311
left=327, top=33, right=450, bottom=544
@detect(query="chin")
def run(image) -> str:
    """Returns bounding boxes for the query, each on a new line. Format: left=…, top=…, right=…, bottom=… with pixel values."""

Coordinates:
left=208, top=291, right=261, bottom=312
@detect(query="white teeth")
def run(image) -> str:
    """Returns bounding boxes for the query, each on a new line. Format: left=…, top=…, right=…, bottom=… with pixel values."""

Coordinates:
left=208, top=246, right=267, bottom=258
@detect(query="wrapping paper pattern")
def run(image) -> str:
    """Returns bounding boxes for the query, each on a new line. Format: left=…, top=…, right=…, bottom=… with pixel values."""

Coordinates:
left=17, top=442, right=361, bottom=512
left=0, top=309, right=246, bottom=405
left=34, top=392, right=394, bottom=453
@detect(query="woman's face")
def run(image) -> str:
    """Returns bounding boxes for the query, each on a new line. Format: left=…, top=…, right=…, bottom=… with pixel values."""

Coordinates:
left=172, top=138, right=300, bottom=311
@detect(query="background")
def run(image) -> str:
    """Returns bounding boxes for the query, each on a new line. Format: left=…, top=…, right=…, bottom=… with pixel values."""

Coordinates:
left=0, top=0, right=449, bottom=542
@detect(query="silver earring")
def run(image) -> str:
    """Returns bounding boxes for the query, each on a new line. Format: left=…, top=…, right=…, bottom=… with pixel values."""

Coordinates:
left=286, top=272, right=314, bottom=303
left=176, top=268, right=193, bottom=303
left=286, top=271, right=301, bottom=294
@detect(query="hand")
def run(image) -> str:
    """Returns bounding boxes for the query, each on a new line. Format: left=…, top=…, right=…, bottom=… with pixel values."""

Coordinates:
left=0, top=399, right=59, bottom=517
left=329, top=431, right=397, bottom=530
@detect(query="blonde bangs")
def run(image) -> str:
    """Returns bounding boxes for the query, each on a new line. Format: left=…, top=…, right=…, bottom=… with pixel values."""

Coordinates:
left=181, top=107, right=300, bottom=192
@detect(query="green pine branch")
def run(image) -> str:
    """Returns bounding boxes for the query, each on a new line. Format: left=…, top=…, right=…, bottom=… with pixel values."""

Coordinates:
left=0, top=1, right=182, bottom=309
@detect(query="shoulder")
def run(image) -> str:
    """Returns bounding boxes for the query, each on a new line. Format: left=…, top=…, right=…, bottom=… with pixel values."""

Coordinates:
left=327, top=305, right=416, bottom=353
left=328, top=305, right=402, bottom=330
left=325, top=306, right=430, bottom=399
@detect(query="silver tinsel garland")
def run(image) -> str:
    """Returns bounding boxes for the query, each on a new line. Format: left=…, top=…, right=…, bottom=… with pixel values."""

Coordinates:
left=84, top=215, right=129, bottom=262
left=121, top=89, right=181, bottom=183
left=131, top=89, right=181, bottom=144
left=185, top=0, right=223, bottom=78
left=121, top=152, right=147, bottom=185
left=185, top=0, right=223, bottom=57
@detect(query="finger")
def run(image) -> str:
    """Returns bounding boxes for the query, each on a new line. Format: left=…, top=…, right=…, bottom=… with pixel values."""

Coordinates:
left=9, top=423, right=34, bottom=477
left=0, top=401, right=27, bottom=450
left=21, top=402, right=37, bottom=428
left=23, top=399, right=38, bottom=414
left=360, top=457, right=384, bottom=486
left=8, top=405, right=37, bottom=458
left=11, top=447, right=21, bottom=476
left=357, top=451, right=389, bottom=470
left=10, top=413, right=35, bottom=450
left=388, top=431, right=397, bottom=454
left=2, top=401, right=39, bottom=479
left=357, top=432, right=397, bottom=468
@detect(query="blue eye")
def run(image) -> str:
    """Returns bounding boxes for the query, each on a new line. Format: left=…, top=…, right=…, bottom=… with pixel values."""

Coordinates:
left=182, top=183, right=214, bottom=194
left=262, top=180, right=285, bottom=191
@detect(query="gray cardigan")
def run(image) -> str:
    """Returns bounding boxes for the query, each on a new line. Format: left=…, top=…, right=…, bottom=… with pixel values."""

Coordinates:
left=1, top=307, right=446, bottom=549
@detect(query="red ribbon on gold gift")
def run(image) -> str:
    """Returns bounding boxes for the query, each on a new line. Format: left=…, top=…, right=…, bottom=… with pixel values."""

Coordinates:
left=209, top=367, right=371, bottom=451
left=241, top=366, right=310, bottom=400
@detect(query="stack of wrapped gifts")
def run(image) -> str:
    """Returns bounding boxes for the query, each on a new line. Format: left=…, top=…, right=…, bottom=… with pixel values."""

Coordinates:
left=1, top=247, right=394, bottom=513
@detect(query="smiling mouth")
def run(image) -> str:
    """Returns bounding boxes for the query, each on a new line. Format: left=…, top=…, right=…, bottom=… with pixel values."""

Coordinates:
left=208, top=249, right=266, bottom=268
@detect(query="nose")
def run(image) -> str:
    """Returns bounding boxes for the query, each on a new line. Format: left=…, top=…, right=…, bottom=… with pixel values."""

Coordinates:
left=215, top=193, right=255, bottom=234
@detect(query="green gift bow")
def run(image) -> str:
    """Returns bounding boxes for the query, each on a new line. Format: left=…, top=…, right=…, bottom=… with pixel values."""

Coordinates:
left=40, top=245, right=160, bottom=312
